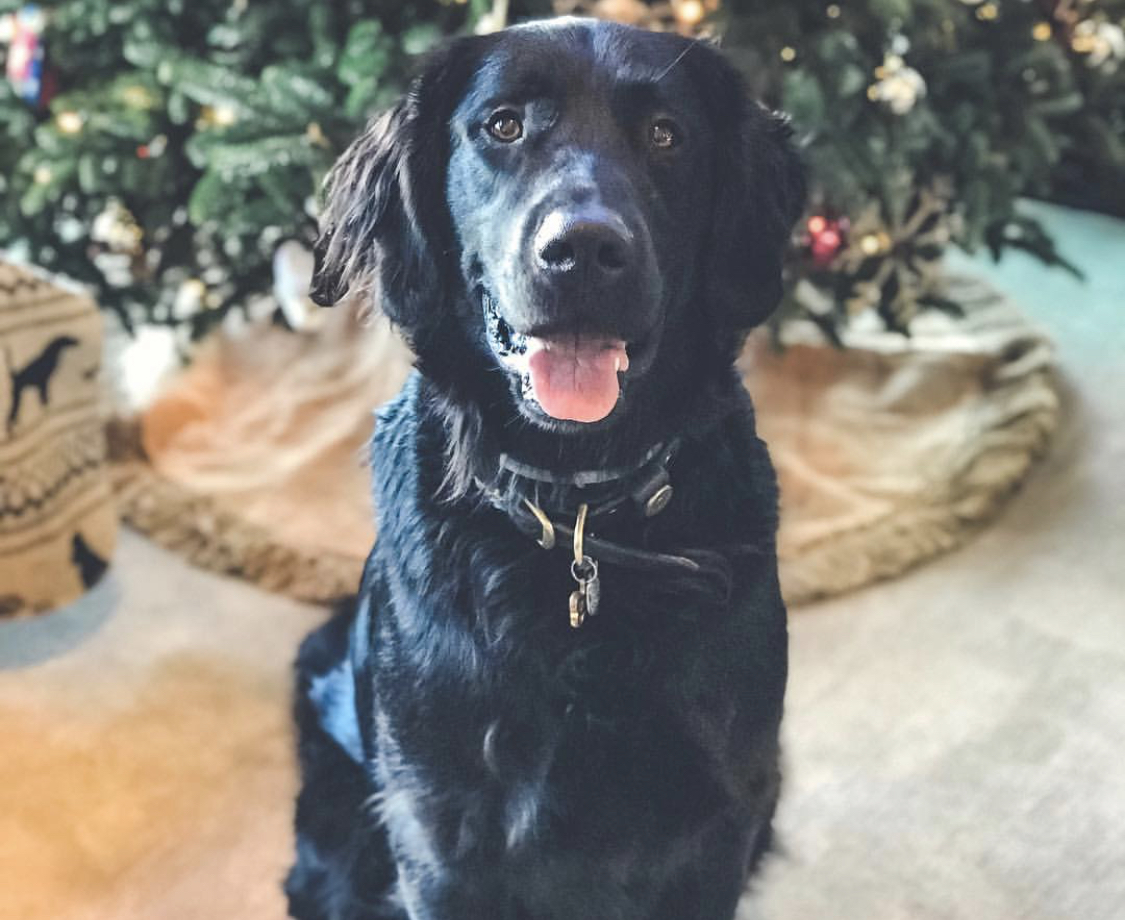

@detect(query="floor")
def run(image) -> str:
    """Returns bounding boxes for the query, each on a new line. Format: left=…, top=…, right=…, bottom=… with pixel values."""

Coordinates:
left=2, top=202, right=1123, bottom=919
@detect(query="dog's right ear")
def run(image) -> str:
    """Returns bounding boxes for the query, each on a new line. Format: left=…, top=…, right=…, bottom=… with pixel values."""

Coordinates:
left=310, top=38, right=484, bottom=337
left=308, top=102, right=419, bottom=313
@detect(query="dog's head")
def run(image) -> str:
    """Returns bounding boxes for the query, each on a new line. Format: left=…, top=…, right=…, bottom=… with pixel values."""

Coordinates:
left=312, top=18, right=804, bottom=436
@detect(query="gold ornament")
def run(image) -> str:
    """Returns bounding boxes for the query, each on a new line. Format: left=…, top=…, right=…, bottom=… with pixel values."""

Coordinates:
left=199, top=104, right=238, bottom=128
left=305, top=122, right=329, bottom=147
left=780, top=45, right=797, bottom=62
left=120, top=84, right=156, bottom=110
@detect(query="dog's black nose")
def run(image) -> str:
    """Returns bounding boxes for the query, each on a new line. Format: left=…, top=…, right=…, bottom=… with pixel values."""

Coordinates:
left=534, top=207, right=634, bottom=284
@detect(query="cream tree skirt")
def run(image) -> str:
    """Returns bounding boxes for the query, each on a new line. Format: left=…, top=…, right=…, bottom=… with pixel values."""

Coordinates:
left=111, top=275, right=1058, bottom=607
left=743, top=276, right=1059, bottom=604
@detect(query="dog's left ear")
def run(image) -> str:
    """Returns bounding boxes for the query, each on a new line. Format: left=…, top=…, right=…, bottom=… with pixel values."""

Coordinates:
left=310, top=37, right=484, bottom=340
left=694, top=48, right=806, bottom=342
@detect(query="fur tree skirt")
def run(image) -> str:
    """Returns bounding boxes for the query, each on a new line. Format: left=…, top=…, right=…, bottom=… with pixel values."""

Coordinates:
left=109, top=275, right=1059, bottom=607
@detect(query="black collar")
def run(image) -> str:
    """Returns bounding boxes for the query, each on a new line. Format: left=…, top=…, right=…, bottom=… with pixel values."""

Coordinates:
left=472, top=438, right=706, bottom=584
left=467, top=426, right=757, bottom=627
left=496, top=440, right=671, bottom=490
left=482, top=438, right=679, bottom=521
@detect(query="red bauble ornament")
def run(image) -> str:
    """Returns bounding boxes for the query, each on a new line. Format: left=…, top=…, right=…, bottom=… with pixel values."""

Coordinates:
left=805, top=214, right=848, bottom=267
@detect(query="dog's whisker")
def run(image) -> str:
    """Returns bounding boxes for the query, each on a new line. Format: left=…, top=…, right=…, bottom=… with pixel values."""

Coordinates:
left=655, top=41, right=697, bottom=83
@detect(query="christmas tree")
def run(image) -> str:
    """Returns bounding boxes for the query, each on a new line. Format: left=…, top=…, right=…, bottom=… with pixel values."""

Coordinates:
left=715, top=0, right=1125, bottom=334
left=1, top=0, right=1122, bottom=341
left=0, top=0, right=509, bottom=339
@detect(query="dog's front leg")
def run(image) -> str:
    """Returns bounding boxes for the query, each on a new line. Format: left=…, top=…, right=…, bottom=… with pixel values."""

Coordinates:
left=647, top=816, right=769, bottom=920
left=396, top=865, right=509, bottom=920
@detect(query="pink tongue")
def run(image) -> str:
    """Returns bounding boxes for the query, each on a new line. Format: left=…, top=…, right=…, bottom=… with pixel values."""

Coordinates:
left=526, top=338, right=628, bottom=422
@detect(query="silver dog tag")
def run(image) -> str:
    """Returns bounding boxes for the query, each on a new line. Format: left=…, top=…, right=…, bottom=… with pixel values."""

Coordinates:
left=570, top=556, right=600, bottom=622
left=583, top=559, right=600, bottom=617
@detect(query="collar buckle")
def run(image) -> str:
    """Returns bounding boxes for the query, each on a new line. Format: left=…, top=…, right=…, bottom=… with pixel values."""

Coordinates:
left=631, top=466, right=674, bottom=518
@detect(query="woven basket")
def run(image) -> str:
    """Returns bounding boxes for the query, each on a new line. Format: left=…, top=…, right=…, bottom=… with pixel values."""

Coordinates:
left=0, top=262, right=116, bottom=616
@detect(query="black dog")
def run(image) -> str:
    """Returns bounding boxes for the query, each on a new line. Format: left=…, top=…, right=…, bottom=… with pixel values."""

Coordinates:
left=6, top=335, right=80, bottom=431
left=288, top=18, right=804, bottom=920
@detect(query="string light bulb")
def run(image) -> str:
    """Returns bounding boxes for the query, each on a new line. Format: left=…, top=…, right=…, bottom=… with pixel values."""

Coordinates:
left=673, top=0, right=705, bottom=27
left=860, top=231, right=893, bottom=256
left=56, top=111, right=84, bottom=134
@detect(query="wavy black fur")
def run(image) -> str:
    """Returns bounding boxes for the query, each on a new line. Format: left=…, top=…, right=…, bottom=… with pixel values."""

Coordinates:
left=288, top=18, right=804, bottom=920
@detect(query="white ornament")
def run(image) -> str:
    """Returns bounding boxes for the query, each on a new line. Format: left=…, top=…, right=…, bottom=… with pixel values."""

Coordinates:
left=1074, top=20, right=1125, bottom=68
left=91, top=198, right=143, bottom=253
left=868, top=53, right=927, bottom=115
left=115, top=324, right=182, bottom=411
left=272, top=239, right=325, bottom=332
left=173, top=278, right=206, bottom=320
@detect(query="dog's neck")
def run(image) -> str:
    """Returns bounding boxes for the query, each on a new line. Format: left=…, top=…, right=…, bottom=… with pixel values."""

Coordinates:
left=414, top=365, right=751, bottom=614
left=434, top=390, right=680, bottom=511
left=428, top=371, right=739, bottom=506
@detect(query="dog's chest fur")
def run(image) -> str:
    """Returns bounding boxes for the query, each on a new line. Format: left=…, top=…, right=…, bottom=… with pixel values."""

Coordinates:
left=342, top=374, right=787, bottom=900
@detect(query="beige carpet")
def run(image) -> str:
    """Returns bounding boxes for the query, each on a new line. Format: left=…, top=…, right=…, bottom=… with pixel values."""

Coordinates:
left=1, top=203, right=1123, bottom=920
left=0, top=531, right=313, bottom=920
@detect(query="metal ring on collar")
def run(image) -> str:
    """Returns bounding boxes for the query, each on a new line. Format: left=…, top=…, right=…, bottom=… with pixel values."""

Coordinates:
left=573, top=503, right=588, bottom=564
left=522, top=499, right=556, bottom=550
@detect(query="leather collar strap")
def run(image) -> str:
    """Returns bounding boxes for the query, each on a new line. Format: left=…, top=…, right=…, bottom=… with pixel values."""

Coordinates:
left=474, top=438, right=709, bottom=576
left=477, top=438, right=680, bottom=525
left=496, top=440, right=669, bottom=489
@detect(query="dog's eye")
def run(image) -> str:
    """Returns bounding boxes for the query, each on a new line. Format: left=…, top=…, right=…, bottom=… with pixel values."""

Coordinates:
left=650, top=118, right=680, bottom=150
left=486, top=110, right=524, bottom=143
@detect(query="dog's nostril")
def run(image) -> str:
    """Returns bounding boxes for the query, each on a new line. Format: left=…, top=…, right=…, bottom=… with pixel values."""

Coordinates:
left=597, top=240, right=627, bottom=273
left=534, top=210, right=634, bottom=281
left=540, top=238, right=577, bottom=270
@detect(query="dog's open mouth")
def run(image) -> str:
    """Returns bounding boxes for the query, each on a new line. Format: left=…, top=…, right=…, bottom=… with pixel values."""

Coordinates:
left=483, top=292, right=630, bottom=424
